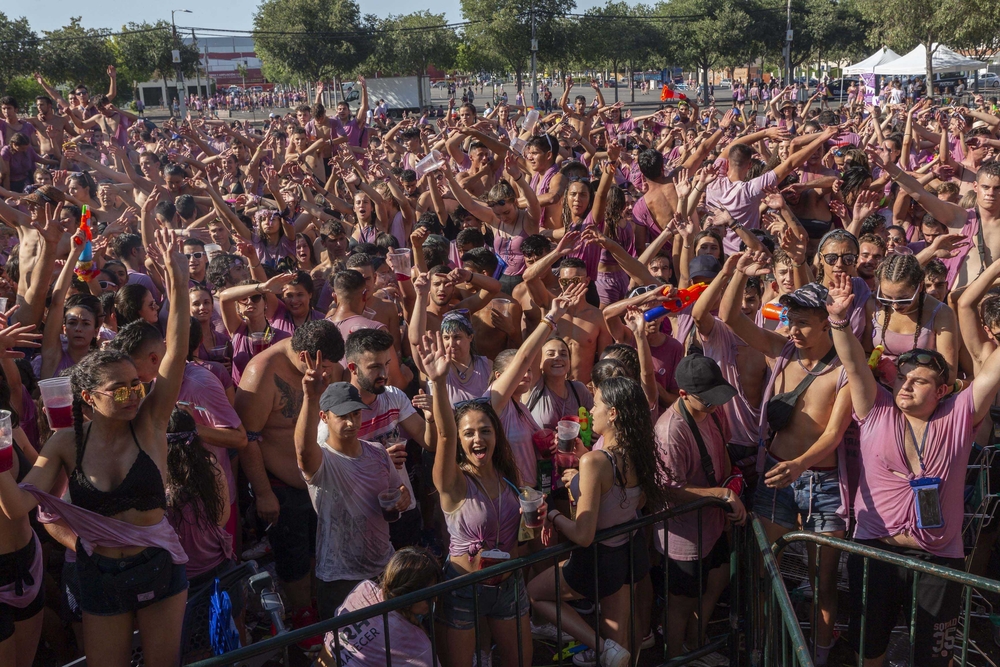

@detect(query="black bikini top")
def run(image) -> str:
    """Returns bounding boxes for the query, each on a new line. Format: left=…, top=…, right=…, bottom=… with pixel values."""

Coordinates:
left=68, top=422, right=167, bottom=517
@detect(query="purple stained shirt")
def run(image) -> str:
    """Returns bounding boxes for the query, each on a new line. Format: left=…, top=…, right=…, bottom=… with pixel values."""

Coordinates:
left=0, top=145, right=40, bottom=185
left=706, top=158, right=777, bottom=254
left=852, top=384, right=977, bottom=558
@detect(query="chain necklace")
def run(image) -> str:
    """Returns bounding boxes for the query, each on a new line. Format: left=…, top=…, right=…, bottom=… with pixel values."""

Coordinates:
left=452, top=358, right=472, bottom=381
left=795, top=349, right=830, bottom=376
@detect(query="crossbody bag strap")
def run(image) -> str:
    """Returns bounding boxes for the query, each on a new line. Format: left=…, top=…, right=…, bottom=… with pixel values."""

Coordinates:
left=678, top=399, right=719, bottom=485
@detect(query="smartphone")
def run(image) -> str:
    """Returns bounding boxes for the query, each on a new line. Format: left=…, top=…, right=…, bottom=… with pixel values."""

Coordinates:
left=916, top=486, right=943, bottom=528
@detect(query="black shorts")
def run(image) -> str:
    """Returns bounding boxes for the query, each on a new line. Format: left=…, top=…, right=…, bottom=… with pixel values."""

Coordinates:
left=269, top=483, right=317, bottom=583
left=562, top=530, right=650, bottom=602
left=76, top=543, right=188, bottom=616
left=665, top=533, right=730, bottom=599
left=847, top=540, right=965, bottom=666
left=61, top=557, right=82, bottom=624
left=0, top=536, right=44, bottom=642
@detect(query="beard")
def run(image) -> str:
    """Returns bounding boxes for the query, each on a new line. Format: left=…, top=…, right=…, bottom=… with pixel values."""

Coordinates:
left=357, top=374, right=386, bottom=395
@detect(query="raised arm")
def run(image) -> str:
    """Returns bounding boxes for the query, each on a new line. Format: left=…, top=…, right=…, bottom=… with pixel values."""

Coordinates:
left=826, top=272, right=877, bottom=419
left=866, top=146, right=967, bottom=230
left=721, top=252, right=788, bottom=358
left=957, top=258, right=1000, bottom=369
left=294, top=351, right=329, bottom=480
left=40, top=228, right=86, bottom=379
left=772, top=126, right=838, bottom=182
left=420, top=331, right=466, bottom=506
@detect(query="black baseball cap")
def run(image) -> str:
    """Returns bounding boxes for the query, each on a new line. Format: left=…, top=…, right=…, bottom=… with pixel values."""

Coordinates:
left=675, top=354, right=737, bottom=406
left=319, top=382, right=368, bottom=416
left=689, top=255, right=722, bottom=282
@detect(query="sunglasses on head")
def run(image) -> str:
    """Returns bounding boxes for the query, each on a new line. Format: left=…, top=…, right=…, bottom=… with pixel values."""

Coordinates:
left=487, top=198, right=507, bottom=207
left=876, top=284, right=920, bottom=307
left=454, top=396, right=491, bottom=410
left=92, top=383, right=146, bottom=404
left=822, top=252, right=857, bottom=267
left=184, top=252, right=205, bottom=260
left=896, top=350, right=946, bottom=377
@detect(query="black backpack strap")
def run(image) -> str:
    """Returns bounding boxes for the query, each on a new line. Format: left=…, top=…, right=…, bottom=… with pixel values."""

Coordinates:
left=781, top=345, right=839, bottom=407
left=678, top=399, right=719, bottom=485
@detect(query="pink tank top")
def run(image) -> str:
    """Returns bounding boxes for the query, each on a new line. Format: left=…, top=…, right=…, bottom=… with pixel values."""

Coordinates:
left=444, top=474, right=521, bottom=558
left=872, top=300, right=944, bottom=363
left=568, top=450, right=642, bottom=548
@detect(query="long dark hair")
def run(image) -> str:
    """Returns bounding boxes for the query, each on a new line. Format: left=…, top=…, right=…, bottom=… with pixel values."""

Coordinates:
left=70, top=350, right=135, bottom=453
left=597, top=376, right=672, bottom=512
left=454, top=401, right=521, bottom=486
left=166, top=408, right=225, bottom=527
left=114, top=284, right=151, bottom=327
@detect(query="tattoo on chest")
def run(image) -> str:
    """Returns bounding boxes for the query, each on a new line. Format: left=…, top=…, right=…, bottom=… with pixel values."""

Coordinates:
left=274, top=375, right=303, bottom=420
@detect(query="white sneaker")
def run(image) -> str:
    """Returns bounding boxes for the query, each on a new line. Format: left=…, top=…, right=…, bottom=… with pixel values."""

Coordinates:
left=572, top=648, right=598, bottom=667
left=640, top=631, right=655, bottom=650
left=474, top=649, right=492, bottom=667
left=240, top=536, right=271, bottom=560
left=599, top=639, right=631, bottom=667
left=531, top=621, right=574, bottom=644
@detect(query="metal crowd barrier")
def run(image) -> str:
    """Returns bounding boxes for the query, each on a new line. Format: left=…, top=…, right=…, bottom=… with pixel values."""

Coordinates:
left=773, top=531, right=1000, bottom=667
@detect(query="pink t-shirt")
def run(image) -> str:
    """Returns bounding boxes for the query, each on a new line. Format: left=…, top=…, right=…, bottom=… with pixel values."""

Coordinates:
left=654, top=405, right=729, bottom=560
left=699, top=320, right=761, bottom=447
left=649, top=335, right=683, bottom=394
left=706, top=158, right=777, bottom=255
left=852, top=384, right=977, bottom=558
left=331, top=314, right=386, bottom=340
left=326, top=580, right=437, bottom=667
left=496, top=398, right=541, bottom=488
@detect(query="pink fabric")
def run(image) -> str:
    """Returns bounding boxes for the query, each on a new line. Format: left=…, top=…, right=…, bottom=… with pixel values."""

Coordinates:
left=699, top=320, right=761, bottom=447
left=444, top=474, right=521, bottom=559
left=332, top=314, right=386, bottom=340
left=326, top=580, right=438, bottom=667
left=706, top=158, right=777, bottom=255
left=649, top=335, right=683, bottom=394
left=271, top=301, right=325, bottom=337
left=631, top=196, right=664, bottom=238
left=654, top=406, right=729, bottom=560
left=852, top=385, right=977, bottom=558
left=495, top=399, right=540, bottom=487
left=167, top=501, right=233, bottom=578
left=0, top=532, right=42, bottom=608
left=529, top=163, right=561, bottom=227
left=230, top=321, right=291, bottom=385
left=22, top=484, right=188, bottom=564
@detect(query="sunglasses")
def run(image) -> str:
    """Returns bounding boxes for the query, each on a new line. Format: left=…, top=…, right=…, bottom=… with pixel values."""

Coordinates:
left=822, top=252, right=857, bottom=267
left=693, top=394, right=715, bottom=408
left=567, top=176, right=591, bottom=185
left=455, top=396, right=491, bottom=410
left=98, top=280, right=117, bottom=289
left=487, top=198, right=507, bottom=207
left=876, top=284, right=920, bottom=307
left=558, top=277, right=586, bottom=288
left=184, top=252, right=205, bottom=260
left=239, top=294, right=264, bottom=305
left=897, top=351, right=946, bottom=377
left=629, top=284, right=660, bottom=297
left=92, top=383, right=146, bottom=404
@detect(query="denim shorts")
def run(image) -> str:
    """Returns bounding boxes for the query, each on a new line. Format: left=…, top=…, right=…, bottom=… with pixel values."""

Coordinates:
left=436, top=562, right=529, bottom=630
left=754, top=455, right=846, bottom=533
left=76, top=543, right=188, bottom=616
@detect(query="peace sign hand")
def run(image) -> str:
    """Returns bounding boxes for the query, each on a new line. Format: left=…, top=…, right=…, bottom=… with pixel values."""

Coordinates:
left=301, top=350, right=330, bottom=399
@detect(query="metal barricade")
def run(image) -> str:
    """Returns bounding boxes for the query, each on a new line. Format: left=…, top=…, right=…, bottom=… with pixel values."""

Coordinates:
left=774, top=531, right=1000, bottom=667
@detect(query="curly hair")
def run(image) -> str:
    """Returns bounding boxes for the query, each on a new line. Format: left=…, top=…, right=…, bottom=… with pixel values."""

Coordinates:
left=596, top=377, right=672, bottom=512
left=69, top=350, right=136, bottom=451
left=453, top=401, right=521, bottom=486
left=166, top=408, right=225, bottom=528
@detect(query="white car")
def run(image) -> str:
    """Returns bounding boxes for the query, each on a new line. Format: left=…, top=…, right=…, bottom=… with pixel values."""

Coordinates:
left=719, top=78, right=733, bottom=88
left=968, top=73, right=1000, bottom=88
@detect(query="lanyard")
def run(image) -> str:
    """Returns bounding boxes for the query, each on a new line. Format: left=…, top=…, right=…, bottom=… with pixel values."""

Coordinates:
left=904, top=419, right=930, bottom=474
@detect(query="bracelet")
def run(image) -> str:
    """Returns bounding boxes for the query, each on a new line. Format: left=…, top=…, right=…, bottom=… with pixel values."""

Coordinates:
left=547, top=510, right=562, bottom=523
left=828, top=316, right=849, bottom=330
left=542, top=315, right=558, bottom=330
left=250, top=261, right=261, bottom=269
left=693, top=185, right=703, bottom=192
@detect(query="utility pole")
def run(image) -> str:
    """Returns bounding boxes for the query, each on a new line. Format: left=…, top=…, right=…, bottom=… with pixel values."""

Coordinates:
left=171, top=9, right=192, bottom=118
left=191, top=29, right=201, bottom=100
left=530, top=0, right=538, bottom=107
left=784, top=0, right=792, bottom=85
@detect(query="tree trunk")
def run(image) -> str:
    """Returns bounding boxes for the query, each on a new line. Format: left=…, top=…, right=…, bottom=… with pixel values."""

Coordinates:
left=702, top=63, right=710, bottom=105
left=612, top=60, right=619, bottom=103
left=926, top=41, right=935, bottom=95
left=161, top=74, right=170, bottom=113
left=516, top=68, right=523, bottom=93
left=629, top=63, right=635, bottom=103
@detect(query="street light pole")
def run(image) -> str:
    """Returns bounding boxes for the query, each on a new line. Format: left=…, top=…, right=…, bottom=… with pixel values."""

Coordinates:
left=530, top=0, right=538, bottom=107
left=784, top=0, right=792, bottom=85
left=171, top=9, right=192, bottom=118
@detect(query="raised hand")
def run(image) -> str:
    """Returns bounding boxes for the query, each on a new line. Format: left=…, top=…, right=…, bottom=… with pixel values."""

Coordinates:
left=624, top=306, right=647, bottom=338
left=301, top=349, right=330, bottom=399
left=735, top=250, right=771, bottom=277
left=417, top=331, right=451, bottom=381
left=825, top=271, right=854, bottom=320
left=551, top=281, right=587, bottom=316
left=0, top=321, right=42, bottom=358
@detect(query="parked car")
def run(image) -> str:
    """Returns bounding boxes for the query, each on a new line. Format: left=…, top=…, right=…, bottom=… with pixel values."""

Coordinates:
left=431, top=80, right=450, bottom=89
left=825, top=77, right=860, bottom=98
left=719, top=78, right=732, bottom=88
left=967, top=72, right=1000, bottom=88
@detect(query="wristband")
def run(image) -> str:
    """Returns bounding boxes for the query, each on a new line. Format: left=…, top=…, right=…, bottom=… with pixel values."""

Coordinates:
left=542, top=315, right=557, bottom=329
left=547, top=510, right=561, bottom=523
left=828, top=316, right=849, bottom=330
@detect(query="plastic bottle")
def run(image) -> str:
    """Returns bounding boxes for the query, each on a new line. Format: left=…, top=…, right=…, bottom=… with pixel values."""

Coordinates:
left=642, top=283, right=709, bottom=322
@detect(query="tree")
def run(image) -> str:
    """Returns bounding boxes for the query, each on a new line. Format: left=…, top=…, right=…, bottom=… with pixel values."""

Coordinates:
left=253, top=0, right=371, bottom=84
left=38, top=18, right=113, bottom=91
left=952, top=0, right=1000, bottom=63
left=368, top=12, right=457, bottom=77
left=580, top=3, right=661, bottom=103
left=0, top=13, right=39, bottom=95
left=111, top=21, right=199, bottom=103
left=855, top=0, right=966, bottom=82
left=460, top=0, right=576, bottom=93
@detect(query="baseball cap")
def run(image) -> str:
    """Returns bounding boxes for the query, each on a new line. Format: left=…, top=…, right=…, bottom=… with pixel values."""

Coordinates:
left=319, top=382, right=368, bottom=416
left=675, top=354, right=737, bottom=406
left=779, top=282, right=829, bottom=310
left=22, top=185, right=65, bottom=207
left=688, top=255, right=722, bottom=282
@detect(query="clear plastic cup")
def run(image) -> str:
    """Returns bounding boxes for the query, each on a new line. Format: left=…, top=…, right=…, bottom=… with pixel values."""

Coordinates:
left=38, top=377, right=74, bottom=430
left=378, top=488, right=402, bottom=523
left=204, top=243, right=223, bottom=259
left=385, top=437, right=407, bottom=470
left=556, top=420, right=581, bottom=453
left=493, top=298, right=512, bottom=317
left=250, top=332, right=267, bottom=355
left=414, top=150, right=445, bottom=179
left=0, top=410, right=11, bottom=472
left=518, top=487, right=544, bottom=528
left=523, top=109, right=540, bottom=134
left=387, top=248, right=412, bottom=275
left=510, top=137, right=527, bottom=156
left=209, top=346, right=228, bottom=362
left=0, top=297, right=8, bottom=314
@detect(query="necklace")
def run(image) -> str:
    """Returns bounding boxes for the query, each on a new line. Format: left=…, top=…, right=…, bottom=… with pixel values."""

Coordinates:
left=795, top=349, right=830, bottom=376
left=453, top=358, right=472, bottom=381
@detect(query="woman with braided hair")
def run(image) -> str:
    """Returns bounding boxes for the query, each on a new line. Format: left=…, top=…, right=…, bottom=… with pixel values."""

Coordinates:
left=872, top=252, right=958, bottom=384
left=0, top=229, right=191, bottom=667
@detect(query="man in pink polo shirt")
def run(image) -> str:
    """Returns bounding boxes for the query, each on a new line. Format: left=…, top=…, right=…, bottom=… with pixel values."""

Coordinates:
left=826, top=273, right=1000, bottom=667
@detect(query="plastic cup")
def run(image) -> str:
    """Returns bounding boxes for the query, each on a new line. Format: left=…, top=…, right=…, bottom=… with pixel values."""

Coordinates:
left=523, top=109, right=540, bottom=133
left=387, top=248, right=412, bottom=276
left=0, top=411, right=11, bottom=473
left=250, top=332, right=267, bottom=355
left=204, top=243, right=223, bottom=259
left=510, top=137, right=527, bottom=156
left=209, top=345, right=228, bottom=362
left=556, top=420, right=581, bottom=453
left=385, top=437, right=407, bottom=469
left=518, top=487, right=544, bottom=528
left=0, top=297, right=8, bottom=314
left=378, top=488, right=402, bottom=523
left=493, top=298, right=512, bottom=317
left=414, top=150, right=445, bottom=179
left=39, top=378, right=75, bottom=430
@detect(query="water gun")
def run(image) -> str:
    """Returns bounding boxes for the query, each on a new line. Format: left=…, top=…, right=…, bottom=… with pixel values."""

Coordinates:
left=761, top=302, right=790, bottom=328
left=577, top=406, right=592, bottom=449
left=868, top=344, right=885, bottom=370
left=643, top=283, right=709, bottom=321
left=73, top=205, right=100, bottom=280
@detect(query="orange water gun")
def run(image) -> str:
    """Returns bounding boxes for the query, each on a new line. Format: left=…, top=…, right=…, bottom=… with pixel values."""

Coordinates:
left=643, top=282, right=709, bottom=321
left=73, top=205, right=100, bottom=280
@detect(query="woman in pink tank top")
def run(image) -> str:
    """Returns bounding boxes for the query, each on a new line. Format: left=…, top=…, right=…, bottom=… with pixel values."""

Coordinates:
left=527, top=377, right=672, bottom=666
left=417, top=331, right=537, bottom=667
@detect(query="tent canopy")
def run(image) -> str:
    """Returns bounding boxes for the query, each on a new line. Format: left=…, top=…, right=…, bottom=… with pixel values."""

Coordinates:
left=872, top=43, right=986, bottom=76
left=844, top=47, right=901, bottom=75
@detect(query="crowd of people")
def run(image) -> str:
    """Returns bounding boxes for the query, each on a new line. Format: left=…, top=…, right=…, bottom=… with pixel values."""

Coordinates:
left=0, top=60, right=998, bottom=667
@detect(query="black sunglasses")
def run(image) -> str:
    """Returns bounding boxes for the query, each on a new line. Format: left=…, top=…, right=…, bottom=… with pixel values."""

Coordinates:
left=487, top=198, right=507, bottom=207
left=897, top=351, right=946, bottom=377
left=822, top=252, right=857, bottom=267
left=239, top=294, right=264, bottom=304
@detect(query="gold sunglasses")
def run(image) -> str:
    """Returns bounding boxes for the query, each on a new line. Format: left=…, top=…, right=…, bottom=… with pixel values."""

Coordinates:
left=91, top=383, right=146, bottom=403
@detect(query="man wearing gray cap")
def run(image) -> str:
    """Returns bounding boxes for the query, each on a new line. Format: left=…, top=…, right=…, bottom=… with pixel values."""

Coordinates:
left=295, top=361, right=410, bottom=620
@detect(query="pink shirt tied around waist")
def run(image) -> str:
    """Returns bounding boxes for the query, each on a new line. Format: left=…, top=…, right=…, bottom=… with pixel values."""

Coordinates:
left=21, top=484, right=188, bottom=564
left=0, top=531, right=43, bottom=608
left=444, top=474, right=521, bottom=559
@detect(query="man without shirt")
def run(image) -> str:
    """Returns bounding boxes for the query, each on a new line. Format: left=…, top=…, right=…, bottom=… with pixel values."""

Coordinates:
left=235, top=320, right=346, bottom=615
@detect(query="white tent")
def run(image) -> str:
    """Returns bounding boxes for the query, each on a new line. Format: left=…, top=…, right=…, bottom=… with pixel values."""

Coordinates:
left=844, top=47, right=901, bottom=74
left=872, top=43, right=986, bottom=76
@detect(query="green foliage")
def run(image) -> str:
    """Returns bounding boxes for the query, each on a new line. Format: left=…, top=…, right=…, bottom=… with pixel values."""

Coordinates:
left=460, top=0, right=577, bottom=76
left=38, top=18, right=113, bottom=90
left=952, top=0, right=1000, bottom=62
left=655, top=0, right=754, bottom=72
left=366, top=12, right=457, bottom=76
left=3, top=76, right=45, bottom=110
left=0, top=13, right=39, bottom=95
left=111, top=21, right=199, bottom=93
left=253, top=0, right=371, bottom=82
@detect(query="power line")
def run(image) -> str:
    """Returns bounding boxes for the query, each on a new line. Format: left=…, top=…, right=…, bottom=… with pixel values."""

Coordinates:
left=178, top=19, right=480, bottom=38
left=0, top=24, right=169, bottom=47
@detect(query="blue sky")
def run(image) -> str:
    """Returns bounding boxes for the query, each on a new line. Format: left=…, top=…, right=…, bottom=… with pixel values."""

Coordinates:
left=13, top=0, right=610, bottom=34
